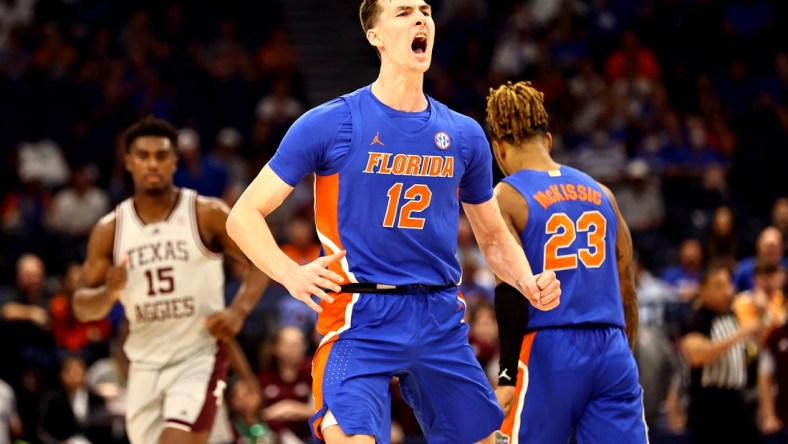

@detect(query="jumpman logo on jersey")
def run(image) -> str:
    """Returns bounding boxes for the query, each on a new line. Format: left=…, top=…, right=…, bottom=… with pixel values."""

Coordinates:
left=370, top=132, right=385, bottom=146
left=499, top=368, right=512, bottom=381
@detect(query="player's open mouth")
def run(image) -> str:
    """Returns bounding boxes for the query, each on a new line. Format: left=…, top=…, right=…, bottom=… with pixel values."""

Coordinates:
left=411, top=34, right=427, bottom=55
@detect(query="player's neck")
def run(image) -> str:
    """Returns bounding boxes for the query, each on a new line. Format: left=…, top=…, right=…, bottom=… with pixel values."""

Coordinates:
left=132, top=187, right=179, bottom=224
left=513, top=147, right=561, bottom=172
left=371, top=69, right=427, bottom=112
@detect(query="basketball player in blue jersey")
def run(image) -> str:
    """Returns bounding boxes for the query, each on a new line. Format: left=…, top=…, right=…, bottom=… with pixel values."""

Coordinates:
left=486, top=81, right=646, bottom=443
left=226, top=1, right=561, bottom=443
left=73, top=117, right=270, bottom=444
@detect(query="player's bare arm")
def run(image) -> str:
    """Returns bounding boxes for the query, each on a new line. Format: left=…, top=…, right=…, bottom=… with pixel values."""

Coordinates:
left=462, top=195, right=560, bottom=311
left=601, top=185, right=639, bottom=350
left=195, top=196, right=272, bottom=341
left=227, top=165, right=345, bottom=313
left=73, top=212, right=126, bottom=322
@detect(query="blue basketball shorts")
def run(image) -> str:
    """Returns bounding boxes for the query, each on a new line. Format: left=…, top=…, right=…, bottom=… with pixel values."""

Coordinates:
left=499, top=326, right=648, bottom=444
left=310, top=288, right=504, bottom=444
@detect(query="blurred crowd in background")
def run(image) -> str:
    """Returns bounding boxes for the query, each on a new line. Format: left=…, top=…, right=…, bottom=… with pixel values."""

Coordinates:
left=0, top=0, right=787, bottom=443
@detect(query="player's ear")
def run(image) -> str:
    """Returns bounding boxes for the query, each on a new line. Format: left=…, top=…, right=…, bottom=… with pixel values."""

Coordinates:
left=367, top=28, right=383, bottom=50
left=124, top=152, right=132, bottom=173
left=545, top=132, right=553, bottom=153
left=492, top=140, right=506, bottom=161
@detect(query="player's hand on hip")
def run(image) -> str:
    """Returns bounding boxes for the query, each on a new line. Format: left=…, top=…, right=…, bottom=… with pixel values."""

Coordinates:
left=203, top=307, right=244, bottom=342
left=283, top=250, right=346, bottom=313
left=534, top=270, right=561, bottom=311
left=106, top=256, right=129, bottom=300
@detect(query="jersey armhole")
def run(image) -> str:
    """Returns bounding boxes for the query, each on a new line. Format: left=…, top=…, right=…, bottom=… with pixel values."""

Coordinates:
left=317, top=97, right=354, bottom=177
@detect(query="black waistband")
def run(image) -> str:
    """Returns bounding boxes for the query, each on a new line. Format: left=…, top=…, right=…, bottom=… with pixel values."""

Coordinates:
left=339, top=283, right=456, bottom=294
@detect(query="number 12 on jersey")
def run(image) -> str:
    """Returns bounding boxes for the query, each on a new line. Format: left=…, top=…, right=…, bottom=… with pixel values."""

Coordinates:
left=383, top=183, right=432, bottom=229
left=544, top=211, right=607, bottom=271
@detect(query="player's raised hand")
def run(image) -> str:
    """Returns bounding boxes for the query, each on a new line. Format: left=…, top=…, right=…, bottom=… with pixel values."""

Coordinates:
left=282, top=250, right=346, bottom=313
left=535, top=270, right=561, bottom=311
left=514, top=273, right=543, bottom=310
left=106, top=256, right=128, bottom=301
left=203, top=307, right=245, bottom=342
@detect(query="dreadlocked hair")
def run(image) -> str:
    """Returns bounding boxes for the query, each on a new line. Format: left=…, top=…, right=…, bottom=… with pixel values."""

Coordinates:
left=486, top=81, right=549, bottom=145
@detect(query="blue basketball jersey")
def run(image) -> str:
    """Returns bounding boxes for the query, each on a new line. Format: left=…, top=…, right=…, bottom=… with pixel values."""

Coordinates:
left=269, top=85, right=493, bottom=288
left=502, top=166, right=624, bottom=329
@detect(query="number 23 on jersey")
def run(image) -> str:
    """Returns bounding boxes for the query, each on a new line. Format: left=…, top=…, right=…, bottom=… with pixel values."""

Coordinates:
left=544, top=211, right=607, bottom=271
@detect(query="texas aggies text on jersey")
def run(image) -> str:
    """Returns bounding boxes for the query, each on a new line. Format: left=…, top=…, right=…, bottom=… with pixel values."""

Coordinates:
left=113, top=188, right=225, bottom=368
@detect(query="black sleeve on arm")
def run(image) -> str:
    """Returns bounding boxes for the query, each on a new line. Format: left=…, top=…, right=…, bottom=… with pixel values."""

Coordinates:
left=495, top=282, right=531, bottom=387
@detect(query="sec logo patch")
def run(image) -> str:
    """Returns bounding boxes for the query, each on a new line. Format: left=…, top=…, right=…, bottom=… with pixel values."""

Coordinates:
left=434, top=131, right=451, bottom=150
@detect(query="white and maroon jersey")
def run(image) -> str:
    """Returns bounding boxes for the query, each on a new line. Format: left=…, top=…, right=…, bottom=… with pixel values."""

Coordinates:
left=113, top=188, right=224, bottom=368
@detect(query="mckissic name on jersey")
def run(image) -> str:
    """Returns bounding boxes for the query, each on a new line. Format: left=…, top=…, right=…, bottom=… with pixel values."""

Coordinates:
left=113, top=188, right=225, bottom=368
left=268, top=85, right=493, bottom=287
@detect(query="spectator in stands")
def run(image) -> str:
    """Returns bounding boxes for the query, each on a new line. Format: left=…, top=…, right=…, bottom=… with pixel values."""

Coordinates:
left=662, top=239, right=704, bottom=303
left=617, top=160, right=665, bottom=231
left=258, top=326, right=313, bottom=441
left=634, top=326, right=680, bottom=442
left=49, top=164, right=109, bottom=239
left=573, top=127, right=627, bottom=185
left=635, top=259, right=675, bottom=329
left=604, top=29, right=660, bottom=82
left=49, top=263, right=112, bottom=362
left=733, top=259, right=786, bottom=342
left=735, top=227, right=788, bottom=291
left=682, top=262, right=761, bottom=444
left=0, top=253, right=51, bottom=327
left=772, top=197, right=788, bottom=256
left=208, top=127, right=249, bottom=206
left=228, top=377, right=275, bottom=444
left=48, top=164, right=110, bottom=262
left=279, top=217, right=320, bottom=266
left=0, top=169, right=52, bottom=263
left=706, top=205, right=740, bottom=263
left=173, top=128, right=230, bottom=199
left=37, top=356, right=114, bottom=444
left=467, top=300, right=498, bottom=382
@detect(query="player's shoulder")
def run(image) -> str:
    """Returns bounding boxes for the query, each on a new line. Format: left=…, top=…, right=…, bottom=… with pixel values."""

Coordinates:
left=89, top=208, right=118, bottom=247
left=194, top=194, right=231, bottom=217
left=494, top=180, right=529, bottom=213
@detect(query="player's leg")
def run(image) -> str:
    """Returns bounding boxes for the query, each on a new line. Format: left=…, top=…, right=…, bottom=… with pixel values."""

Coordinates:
left=398, top=289, right=503, bottom=443
left=126, top=365, right=166, bottom=444
left=498, top=329, right=587, bottom=444
left=161, top=344, right=229, bottom=443
left=322, top=409, right=377, bottom=444
left=310, top=292, right=421, bottom=443
left=575, top=328, right=648, bottom=444
left=310, top=335, right=396, bottom=444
